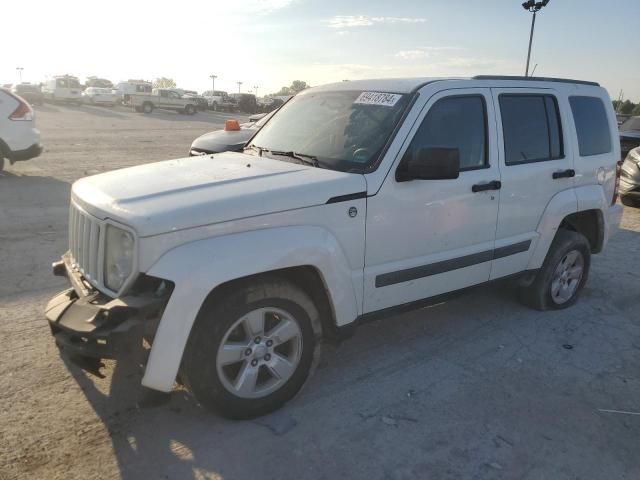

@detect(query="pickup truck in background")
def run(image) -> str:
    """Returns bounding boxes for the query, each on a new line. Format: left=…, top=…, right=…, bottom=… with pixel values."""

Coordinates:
left=203, top=90, right=237, bottom=112
left=129, top=88, right=198, bottom=115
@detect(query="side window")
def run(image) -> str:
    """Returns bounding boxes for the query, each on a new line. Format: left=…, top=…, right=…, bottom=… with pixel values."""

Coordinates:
left=499, top=94, right=563, bottom=165
left=569, top=96, right=611, bottom=156
left=405, top=95, right=488, bottom=171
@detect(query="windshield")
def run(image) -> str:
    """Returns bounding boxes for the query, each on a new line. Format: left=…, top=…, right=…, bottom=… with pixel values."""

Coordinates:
left=248, top=90, right=410, bottom=172
left=620, top=117, right=640, bottom=132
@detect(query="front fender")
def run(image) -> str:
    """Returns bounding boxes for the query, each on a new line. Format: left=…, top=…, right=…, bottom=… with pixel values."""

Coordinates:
left=141, top=226, right=360, bottom=392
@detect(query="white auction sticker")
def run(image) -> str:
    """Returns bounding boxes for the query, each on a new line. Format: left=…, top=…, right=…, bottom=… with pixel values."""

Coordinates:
left=354, top=91, right=402, bottom=107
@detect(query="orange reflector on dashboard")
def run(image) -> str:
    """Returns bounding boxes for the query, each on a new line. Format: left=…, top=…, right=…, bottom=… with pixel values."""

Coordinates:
left=225, top=119, right=241, bottom=131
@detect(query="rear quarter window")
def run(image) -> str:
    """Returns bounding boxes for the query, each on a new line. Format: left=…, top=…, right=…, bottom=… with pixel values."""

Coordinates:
left=569, top=96, right=612, bottom=156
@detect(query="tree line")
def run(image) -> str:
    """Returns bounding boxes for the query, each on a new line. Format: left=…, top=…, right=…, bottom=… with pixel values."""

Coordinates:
left=613, top=100, right=640, bottom=116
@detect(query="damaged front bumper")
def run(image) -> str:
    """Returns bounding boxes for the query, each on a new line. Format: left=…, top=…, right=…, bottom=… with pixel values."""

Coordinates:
left=45, top=253, right=170, bottom=359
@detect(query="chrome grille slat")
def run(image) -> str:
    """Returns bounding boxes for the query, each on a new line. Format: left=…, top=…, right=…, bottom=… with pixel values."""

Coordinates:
left=68, top=203, right=102, bottom=287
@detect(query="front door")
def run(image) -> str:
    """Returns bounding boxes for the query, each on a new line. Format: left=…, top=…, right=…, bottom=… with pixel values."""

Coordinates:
left=363, top=88, right=501, bottom=314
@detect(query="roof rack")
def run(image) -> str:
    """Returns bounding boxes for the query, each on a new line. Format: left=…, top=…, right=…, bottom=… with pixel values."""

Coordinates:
left=472, top=75, right=599, bottom=87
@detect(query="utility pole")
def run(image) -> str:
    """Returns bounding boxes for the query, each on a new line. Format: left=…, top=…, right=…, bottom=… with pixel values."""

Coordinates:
left=209, top=74, right=217, bottom=93
left=253, top=85, right=258, bottom=96
left=16, top=67, right=24, bottom=83
left=237, top=81, right=243, bottom=93
left=522, top=0, right=550, bottom=77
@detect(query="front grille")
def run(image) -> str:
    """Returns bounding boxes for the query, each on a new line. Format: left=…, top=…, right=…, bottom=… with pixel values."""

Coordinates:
left=69, top=202, right=101, bottom=285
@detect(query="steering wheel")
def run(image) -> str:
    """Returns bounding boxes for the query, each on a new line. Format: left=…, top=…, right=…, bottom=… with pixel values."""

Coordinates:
left=352, top=147, right=371, bottom=163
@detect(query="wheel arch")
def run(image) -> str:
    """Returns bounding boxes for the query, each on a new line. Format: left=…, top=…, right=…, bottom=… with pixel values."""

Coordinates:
left=559, top=209, right=604, bottom=254
left=141, top=226, right=360, bottom=392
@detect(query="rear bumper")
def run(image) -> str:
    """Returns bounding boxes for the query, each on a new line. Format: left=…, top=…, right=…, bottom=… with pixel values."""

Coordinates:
left=46, top=255, right=169, bottom=359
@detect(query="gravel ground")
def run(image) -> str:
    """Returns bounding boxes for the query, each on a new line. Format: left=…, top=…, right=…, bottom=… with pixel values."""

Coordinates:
left=1, top=104, right=639, bottom=480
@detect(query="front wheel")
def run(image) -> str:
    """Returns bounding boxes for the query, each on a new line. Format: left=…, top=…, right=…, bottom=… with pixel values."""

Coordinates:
left=519, top=229, right=590, bottom=310
left=0, top=157, right=5, bottom=172
left=183, top=277, right=321, bottom=419
left=185, top=104, right=195, bottom=115
left=142, top=102, right=153, bottom=114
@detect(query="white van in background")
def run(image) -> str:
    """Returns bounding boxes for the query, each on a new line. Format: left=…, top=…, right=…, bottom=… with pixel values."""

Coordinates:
left=42, top=76, right=83, bottom=105
left=113, top=80, right=153, bottom=104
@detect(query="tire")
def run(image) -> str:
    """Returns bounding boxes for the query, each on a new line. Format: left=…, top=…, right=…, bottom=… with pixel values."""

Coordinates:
left=0, top=157, right=4, bottom=172
left=185, top=104, right=195, bottom=115
left=518, top=229, right=590, bottom=311
left=211, top=102, right=218, bottom=112
left=621, top=195, right=640, bottom=208
left=183, top=276, right=321, bottom=419
left=142, top=102, right=153, bottom=114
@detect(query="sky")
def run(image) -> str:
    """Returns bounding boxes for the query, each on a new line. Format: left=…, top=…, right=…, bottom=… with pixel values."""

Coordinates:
left=3, top=0, right=639, bottom=101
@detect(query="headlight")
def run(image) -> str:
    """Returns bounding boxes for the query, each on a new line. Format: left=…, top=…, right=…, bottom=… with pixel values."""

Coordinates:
left=104, top=224, right=135, bottom=291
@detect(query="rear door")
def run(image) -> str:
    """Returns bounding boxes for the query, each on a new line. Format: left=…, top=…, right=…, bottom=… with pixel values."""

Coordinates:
left=490, top=88, right=574, bottom=279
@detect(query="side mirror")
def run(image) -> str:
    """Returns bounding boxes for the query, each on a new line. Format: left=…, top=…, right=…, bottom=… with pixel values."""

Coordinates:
left=397, top=147, right=460, bottom=181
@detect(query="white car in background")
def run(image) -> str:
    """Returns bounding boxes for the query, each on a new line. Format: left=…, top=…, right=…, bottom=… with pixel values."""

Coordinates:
left=0, top=88, right=42, bottom=171
left=42, top=76, right=83, bottom=105
left=83, top=87, right=117, bottom=107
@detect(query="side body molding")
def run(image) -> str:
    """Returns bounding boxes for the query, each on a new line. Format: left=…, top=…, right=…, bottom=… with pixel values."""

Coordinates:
left=141, top=226, right=360, bottom=392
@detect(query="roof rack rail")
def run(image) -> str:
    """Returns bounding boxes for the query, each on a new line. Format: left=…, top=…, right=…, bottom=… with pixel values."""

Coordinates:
left=472, top=75, right=599, bottom=87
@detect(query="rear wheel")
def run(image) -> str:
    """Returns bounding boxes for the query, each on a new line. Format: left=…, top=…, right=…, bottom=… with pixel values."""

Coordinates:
left=0, top=157, right=5, bottom=172
left=183, top=277, right=321, bottom=419
left=185, top=104, right=195, bottom=115
left=519, top=229, right=590, bottom=310
left=621, top=195, right=640, bottom=208
left=142, top=102, right=153, bottom=114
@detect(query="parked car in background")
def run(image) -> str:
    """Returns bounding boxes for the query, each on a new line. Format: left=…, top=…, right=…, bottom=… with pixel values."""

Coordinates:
left=229, top=92, right=257, bottom=113
left=42, top=75, right=82, bottom=105
left=45, top=76, right=622, bottom=419
left=114, top=80, right=152, bottom=104
left=170, top=89, right=208, bottom=111
left=0, top=88, right=42, bottom=171
left=203, top=90, right=236, bottom=111
left=129, top=88, right=198, bottom=115
left=85, top=77, right=113, bottom=89
left=256, top=96, right=288, bottom=113
left=83, top=87, right=117, bottom=106
left=620, top=146, right=640, bottom=207
left=619, top=116, right=640, bottom=160
left=10, top=84, right=44, bottom=106
left=189, top=109, right=276, bottom=155
left=616, top=113, right=631, bottom=126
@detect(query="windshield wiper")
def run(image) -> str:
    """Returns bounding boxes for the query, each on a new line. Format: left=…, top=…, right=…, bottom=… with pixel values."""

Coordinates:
left=267, top=150, right=321, bottom=168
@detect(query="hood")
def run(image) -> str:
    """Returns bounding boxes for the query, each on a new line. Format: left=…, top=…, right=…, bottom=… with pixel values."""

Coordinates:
left=72, top=152, right=367, bottom=237
left=191, top=127, right=256, bottom=153
left=620, top=130, right=640, bottom=140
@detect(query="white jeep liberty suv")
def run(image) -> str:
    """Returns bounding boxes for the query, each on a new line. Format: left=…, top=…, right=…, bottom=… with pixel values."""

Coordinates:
left=46, top=76, right=623, bottom=418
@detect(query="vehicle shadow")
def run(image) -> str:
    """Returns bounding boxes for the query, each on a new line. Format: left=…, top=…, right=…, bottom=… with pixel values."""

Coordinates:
left=61, top=347, right=227, bottom=480
left=0, top=171, right=72, bottom=296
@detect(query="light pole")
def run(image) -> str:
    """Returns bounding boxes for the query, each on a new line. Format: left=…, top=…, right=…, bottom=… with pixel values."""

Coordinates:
left=253, top=85, right=258, bottom=96
left=209, top=74, right=217, bottom=93
left=237, top=81, right=243, bottom=93
left=522, top=0, right=550, bottom=77
left=16, top=67, right=24, bottom=83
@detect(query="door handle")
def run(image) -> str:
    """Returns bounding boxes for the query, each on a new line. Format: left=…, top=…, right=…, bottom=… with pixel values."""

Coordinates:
left=472, top=180, right=501, bottom=193
left=552, top=169, right=575, bottom=179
